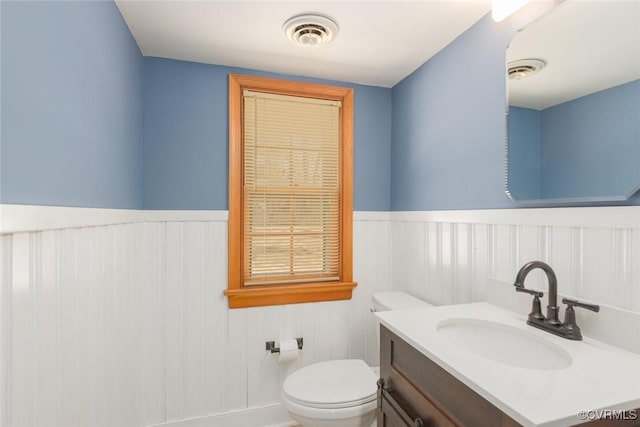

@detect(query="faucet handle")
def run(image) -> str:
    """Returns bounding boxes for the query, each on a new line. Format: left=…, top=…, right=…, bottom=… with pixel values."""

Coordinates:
left=561, top=298, right=599, bottom=340
left=515, top=286, right=545, bottom=322
left=562, top=298, right=600, bottom=313
left=515, top=286, right=544, bottom=298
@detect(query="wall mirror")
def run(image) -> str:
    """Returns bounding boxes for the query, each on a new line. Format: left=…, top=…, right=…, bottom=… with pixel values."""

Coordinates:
left=505, top=0, right=640, bottom=206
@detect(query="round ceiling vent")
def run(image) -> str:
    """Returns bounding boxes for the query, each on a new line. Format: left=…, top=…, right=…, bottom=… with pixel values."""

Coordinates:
left=508, top=59, right=546, bottom=80
left=283, top=14, right=339, bottom=48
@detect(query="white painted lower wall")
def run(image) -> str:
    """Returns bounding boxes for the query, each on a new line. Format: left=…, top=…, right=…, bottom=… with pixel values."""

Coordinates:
left=0, top=209, right=391, bottom=427
left=0, top=206, right=638, bottom=427
left=390, top=208, right=640, bottom=313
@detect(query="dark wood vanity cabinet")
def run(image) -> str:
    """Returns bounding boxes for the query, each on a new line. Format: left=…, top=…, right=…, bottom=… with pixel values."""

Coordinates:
left=377, top=326, right=640, bottom=427
left=377, top=325, right=520, bottom=427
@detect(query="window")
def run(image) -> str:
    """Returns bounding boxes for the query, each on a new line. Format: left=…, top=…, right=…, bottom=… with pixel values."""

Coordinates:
left=225, top=74, right=356, bottom=308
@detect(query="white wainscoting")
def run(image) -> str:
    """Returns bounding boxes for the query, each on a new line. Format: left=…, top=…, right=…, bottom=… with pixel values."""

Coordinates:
left=0, top=210, right=391, bottom=427
left=390, top=208, right=640, bottom=313
left=1, top=224, right=146, bottom=427
left=1, top=206, right=638, bottom=427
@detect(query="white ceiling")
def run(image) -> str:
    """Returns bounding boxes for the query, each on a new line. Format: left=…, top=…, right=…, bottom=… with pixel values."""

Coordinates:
left=507, top=0, right=640, bottom=110
left=115, top=0, right=492, bottom=88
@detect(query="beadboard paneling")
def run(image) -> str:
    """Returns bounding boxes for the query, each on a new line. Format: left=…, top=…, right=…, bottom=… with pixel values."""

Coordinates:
left=1, top=234, right=11, bottom=427
left=390, top=213, right=640, bottom=313
left=0, top=213, right=391, bottom=426
left=1, top=224, right=147, bottom=427
left=1, top=207, right=637, bottom=427
left=143, top=217, right=391, bottom=423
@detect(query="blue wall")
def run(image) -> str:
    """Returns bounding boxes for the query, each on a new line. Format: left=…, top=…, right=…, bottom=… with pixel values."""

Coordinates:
left=1, top=0, right=144, bottom=208
left=391, top=14, right=517, bottom=210
left=508, top=81, right=640, bottom=202
left=541, top=80, right=640, bottom=199
left=3, top=2, right=636, bottom=211
left=143, top=58, right=392, bottom=211
left=508, top=106, right=541, bottom=200
left=390, top=5, right=639, bottom=210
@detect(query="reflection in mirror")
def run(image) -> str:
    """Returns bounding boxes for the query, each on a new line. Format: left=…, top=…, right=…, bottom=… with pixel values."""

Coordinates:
left=506, top=0, right=640, bottom=205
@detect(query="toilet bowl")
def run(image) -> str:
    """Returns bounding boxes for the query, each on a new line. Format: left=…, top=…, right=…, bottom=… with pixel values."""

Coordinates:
left=282, top=359, right=378, bottom=427
left=282, top=292, right=432, bottom=427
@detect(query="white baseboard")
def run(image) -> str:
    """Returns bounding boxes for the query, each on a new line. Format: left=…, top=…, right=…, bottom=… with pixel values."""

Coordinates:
left=148, top=404, right=296, bottom=427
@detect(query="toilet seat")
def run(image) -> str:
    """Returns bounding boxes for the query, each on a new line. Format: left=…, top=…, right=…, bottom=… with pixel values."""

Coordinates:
left=283, top=359, right=377, bottom=410
left=282, top=393, right=377, bottom=422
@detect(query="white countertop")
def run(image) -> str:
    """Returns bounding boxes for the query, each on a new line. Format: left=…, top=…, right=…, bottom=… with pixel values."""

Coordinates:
left=375, top=303, right=640, bottom=427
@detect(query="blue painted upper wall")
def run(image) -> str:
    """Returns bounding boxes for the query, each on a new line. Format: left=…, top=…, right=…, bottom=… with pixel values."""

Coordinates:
left=1, top=0, right=389, bottom=211
left=1, top=0, right=144, bottom=208
left=541, top=80, right=640, bottom=199
left=143, top=58, right=392, bottom=211
left=390, top=4, right=639, bottom=210
left=3, top=1, right=636, bottom=211
left=391, top=13, right=517, bottom=210
left=508, top=81, right=640, bottom=203
left=508, top=106, right=541, bottom=200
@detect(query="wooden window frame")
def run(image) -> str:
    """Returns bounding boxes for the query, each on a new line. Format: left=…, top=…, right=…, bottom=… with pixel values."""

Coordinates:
left=225, top=74, right=356, bottom=308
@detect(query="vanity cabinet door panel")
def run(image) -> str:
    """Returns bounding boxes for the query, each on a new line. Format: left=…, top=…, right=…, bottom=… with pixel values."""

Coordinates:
left=379, top=326, right=521, bottom=427
left=379, top=393, right=418, bottom=427
left=379, top=325, right=639, bottom=427
left=383, top=375, right=456, bottom=427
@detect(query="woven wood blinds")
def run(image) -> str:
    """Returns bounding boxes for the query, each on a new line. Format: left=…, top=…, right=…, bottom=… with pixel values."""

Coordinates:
left=243, top=90, right=342, bottom=286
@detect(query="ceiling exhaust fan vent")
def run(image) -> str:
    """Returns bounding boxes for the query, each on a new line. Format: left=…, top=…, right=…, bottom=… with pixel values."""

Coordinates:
left=283, top=14, right=339, bottom=48
left=508, top=59, right=546, bottom=80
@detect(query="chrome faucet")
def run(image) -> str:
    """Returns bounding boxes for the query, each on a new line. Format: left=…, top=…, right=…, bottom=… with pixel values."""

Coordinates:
left=514, top=261, right=599, bottom=340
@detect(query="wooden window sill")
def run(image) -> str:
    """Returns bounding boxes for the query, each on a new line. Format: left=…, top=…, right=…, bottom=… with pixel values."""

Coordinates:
left=224, top=281, right=357, bottom=308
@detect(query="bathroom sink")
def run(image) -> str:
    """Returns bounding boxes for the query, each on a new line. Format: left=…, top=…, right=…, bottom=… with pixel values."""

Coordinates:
left=437, top=318, right=572, bottom=370
left=377, top=303, right=640, bottom=427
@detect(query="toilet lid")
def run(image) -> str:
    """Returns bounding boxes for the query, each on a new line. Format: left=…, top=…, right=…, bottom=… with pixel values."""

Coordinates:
left=283, top=359, right=377, bottom=409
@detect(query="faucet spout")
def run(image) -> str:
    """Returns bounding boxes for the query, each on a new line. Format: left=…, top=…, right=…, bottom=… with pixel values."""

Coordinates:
left=514, top=261, right=599, bottom=340
left=514, top=261, right=560, bottom=325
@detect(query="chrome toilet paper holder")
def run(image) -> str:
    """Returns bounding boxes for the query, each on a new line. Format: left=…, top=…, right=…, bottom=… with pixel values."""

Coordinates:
left=265, top=338, right=304, bottom=353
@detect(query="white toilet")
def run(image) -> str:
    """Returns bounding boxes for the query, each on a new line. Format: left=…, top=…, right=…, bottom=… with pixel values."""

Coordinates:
left=282, top=292, right=432, bottom=427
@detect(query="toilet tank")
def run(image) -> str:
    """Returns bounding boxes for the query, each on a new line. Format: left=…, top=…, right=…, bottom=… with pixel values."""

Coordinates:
left=372, top=291, right=432, bottom=312
left=371, top=292, right=433, bottom=356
